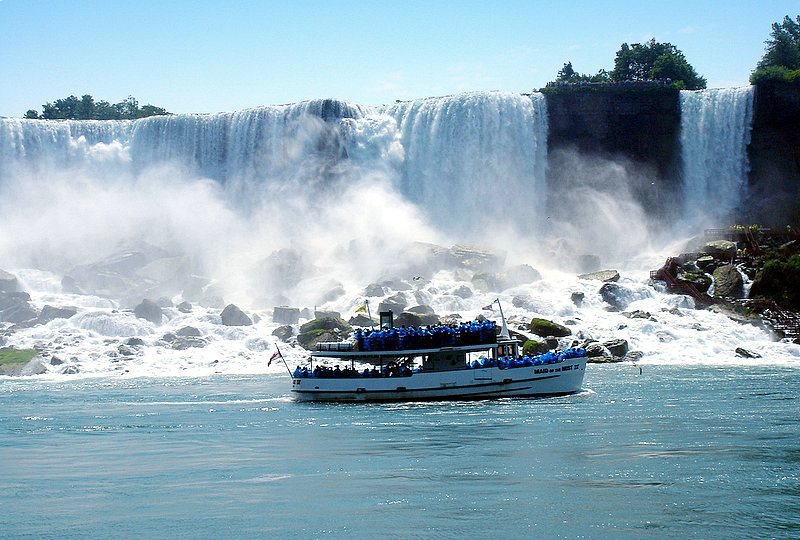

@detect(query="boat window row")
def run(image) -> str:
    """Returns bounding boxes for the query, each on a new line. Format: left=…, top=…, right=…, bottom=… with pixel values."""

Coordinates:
left=354, top=320, right=497, bottom=351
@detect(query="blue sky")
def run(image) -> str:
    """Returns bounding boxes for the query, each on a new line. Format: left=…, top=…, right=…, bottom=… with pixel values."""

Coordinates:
left=0, top=0, right=796, bottom=117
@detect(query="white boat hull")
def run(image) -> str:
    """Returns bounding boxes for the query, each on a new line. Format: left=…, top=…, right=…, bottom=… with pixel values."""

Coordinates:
left=291, top=358, right=587, bottom=402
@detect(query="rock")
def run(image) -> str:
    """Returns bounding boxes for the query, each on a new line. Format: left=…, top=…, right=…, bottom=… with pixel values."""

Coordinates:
left=172, top=336, right=207, bottom=350
left=378, top=293, right=407, bottom=314
left=451, top=285, right=473, bottom=299
left=379, top=278, right=413, bottom=291
left=571, top=292, right=585, bottom=307
left=507, top=264, right=541, bottom=285
left=675, top=269, right=712, bottom=293
left=161, top=332, right=177, bottom=343
left=363, top=283, right=385, bottom=297
left=624, top=350, right=644, bottom=362
left=50, top=356, right=64, bottom=365
left=699, top=240, right=737, bottom=260
left=155, top=296, right=173, bottom=308
left=315, top=310, right=341, bottom=320
left=735, top=347, right=761, bottom=358
left=529, top=317, right=571, bottom=338
left=273, top=306, right=300, bottom=325
left=297, top=316, right=352, bottom=350
left=512, top=295, right=535, bottom=309
left=712, top=264, right=744, bottom=299
left=176, top=301, right=193, bottom=313
left=0, top=292, right=38, bottom=324
left=471, top=272, right=510, bottom=292
left=602, top=338, right=629, bottom=357
left=176, top=326, right=201, bottom=337
left=221, top=304, right=252, bottom=326
left=118, top=344, right=136, bottom=356
left=523, top=339, right=549, bottom=354
left=133, top=299, right=163, bottom=325
left=61, top=365, right=80, bottom=375
left=38, top=305, right=77, bottom=324
left=272, top=325, right=294, bottom=341
left=544, top=336, right=559, bottom=350
left=584, top=342, right=607, bottom=358
left=579, top=269, right=620, bottom=282
left=396, top=307, right=440, bottom=327
left=695, top=255, right=717, bottom=271
left=623, top=309, right=653, bottom=320
left=125, top=337, right=145, bottom=346
left=348, top=314, right=376, bottom=327
left=599, top=282, right=630, bottom=310
left=0, top=269, right=19, bottom=293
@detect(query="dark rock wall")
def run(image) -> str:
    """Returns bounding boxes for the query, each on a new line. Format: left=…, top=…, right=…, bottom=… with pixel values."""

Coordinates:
left=544, top=84, right=800, bottom=225
left=745, top=83, right=800, bottom=225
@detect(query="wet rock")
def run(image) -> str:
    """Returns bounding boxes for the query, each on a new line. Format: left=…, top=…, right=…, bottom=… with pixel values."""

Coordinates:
left=378, top=293, right=407, bottom=314
left=471, top=272, right=510, bottom=292
left=61, top=365, right=80, bottom=375
left=735, top=347, right=761, bottom=358
left=396, top=306, right=440, bottom=327
left=579, top=269, right=620, bottom=282
left=272, top=325, right=294, bottom=341
left=176, top=326, right=201, bottom=337
left=507, top=264, right=541, bottom=285
left=675, top=269, right=712, bottom=293
left=512, top=295, right=535, bottom=309
left=273, top=306, right=300, bottom=325
left=50, top=356, right=64, bottom=365
left=176, top=301, right=193, bottom=313
left=695, top=255, right=717, bottom=271
left=363, top=283, right=385, bottom=297
left=0, top=269, right=19, bottom=293
left=598, top=283, right=630, bottom=310
left=297, top=316, right=352, bottom=350
left=624, top=350, right=644, bottom=362
left=0, top=292, right=38, bottom=324
left=161, top=332, right=177, bottom=343
left=348, top=314, right=376, bottom=327
left=133, top=299, right=163, bottom=325
left=451, top=285, right=473, bottom=299
left=712, top=264, right=744, bottom=299
left=315, top=310, right=341, bottom=320
left=602, top=338, right=629, bottom=357
left=571, top=292, right=585, bottom=307
left=125, top=337, right=145, bottom=346
left=118, top=344, right=136, bottom=356
left=529, top=317, right=571, bottom=338
left=623, top=309, right=653, bottom=320
left=699, top=240, right=737, bottom=260
left=172, top=336, right=207, bottom=350
left=38, top=305, right=77, bottom=324
left=221, top=304, right=252, bottom=326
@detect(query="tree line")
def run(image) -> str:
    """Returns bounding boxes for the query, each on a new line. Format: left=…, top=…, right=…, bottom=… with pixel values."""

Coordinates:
left=549, top=14, right=800, bottom=89
left=24, top=95, right=170, bottom=120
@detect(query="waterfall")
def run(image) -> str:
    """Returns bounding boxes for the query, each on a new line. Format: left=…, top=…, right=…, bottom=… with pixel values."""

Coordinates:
left=383, top=92, right=548, bottom=235
left=679, top=87, right=754, bottom=224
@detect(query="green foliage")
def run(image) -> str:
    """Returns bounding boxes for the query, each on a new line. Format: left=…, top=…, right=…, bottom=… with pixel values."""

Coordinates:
left=529, top=317, right=571, bottom=338
left=750, top=65, right=800, bottom=84
left=0, top=348, right=38, bottom=366
left=552, top=61, right=611, bottom=85
left=522, top=339, right=548, bottom=355
left=28, top=94, right=170, bottom=120
left=610, top=39, right=706, bottom=89
left=757, top=15, right=800, bottom=71
left=750, top=254, right=800, bottom=309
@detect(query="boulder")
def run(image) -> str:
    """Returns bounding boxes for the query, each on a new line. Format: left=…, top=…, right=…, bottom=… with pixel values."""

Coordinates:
left=571, top=292, right=585, bottom=307
left=735, top=347, right=761, bottom=358
left=396, top=306, right=440, bottom=327
left=699, top=240, right=737, bottom=260
left=675, top=269, right=712, bottom=293
left=176, top=326, right=202, bottom=337
left=221, top=304, right=252, bottom=326
left=315, top=310, right=341, bottom=320
left=378, top=293, right=407, bottom=314
left=125, top=337, right=145, bottom=346
left=363, top=283, right=385, bottom=297
left=712, top=264, right=744, bottom=299
left=523, top=339, right=549, bottom=355
left=471, top=272, right=510, bottom=292
left=0, top=269, right=19, bottom=293
left=579, top=269, right=620, bottom=282
left=599, top=282, right=631, bottom=310
left=622, top=310, right=653, bottom=320
left=273, top=306, right=300, bottom=325
left=176, top=301, right=193, bottom=313
left=348, top=314, right=377, bottom=327
left=512, top=295, right=535, bottom=309
left=172, top=336, right=207, bottom=350
left=272, top=325, right=294, bottom=341
left=451, top=285, right=473, bottom=299
left=38, top=305, right=77, bottom=324
left=0, top=292, right=38, bottom=324
left=529, top=317, right=571, bottom=338
left=297, top=316, right=352, bottom=350
left=602, top=338, right=629, bottom=357
left=133, top=299, right=163, bottom=325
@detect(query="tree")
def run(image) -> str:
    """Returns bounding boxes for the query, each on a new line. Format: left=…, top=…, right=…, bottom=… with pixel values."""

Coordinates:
left=757, top=15, right=800, bottom=70
left=610, top=38, right=706, bottom=89
left=24, top=110, right=39, bottom=119
left=552, top=61, right=611, bottom=84
left=24, top=94, right=170, bottom=120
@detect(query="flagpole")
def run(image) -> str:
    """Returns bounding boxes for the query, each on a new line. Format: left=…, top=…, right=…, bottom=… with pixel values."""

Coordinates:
left=495, top=298, right=510, bottom=340
left=273, top=344, right=293, bottom=377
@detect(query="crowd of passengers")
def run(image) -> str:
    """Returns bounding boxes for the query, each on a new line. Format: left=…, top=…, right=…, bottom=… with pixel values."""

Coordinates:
left=354, top=320, right=496, bottom=351
left=292, top=347, right=587, bottom=379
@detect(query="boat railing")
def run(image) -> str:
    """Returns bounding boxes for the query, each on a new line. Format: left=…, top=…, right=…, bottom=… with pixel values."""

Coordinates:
left=316, top=341, right=355, bottom=352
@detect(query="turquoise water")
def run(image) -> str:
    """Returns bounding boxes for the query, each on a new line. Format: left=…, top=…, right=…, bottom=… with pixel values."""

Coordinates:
left=1, top=365, right=798, bottom=539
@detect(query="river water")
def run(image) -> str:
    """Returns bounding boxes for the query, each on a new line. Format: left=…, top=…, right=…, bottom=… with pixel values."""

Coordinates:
left=2, top=364, right=798, bottom=539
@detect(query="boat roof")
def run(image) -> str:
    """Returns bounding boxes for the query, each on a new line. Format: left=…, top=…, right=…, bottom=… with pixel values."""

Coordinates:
left=311, top=338, right=518, bottom=359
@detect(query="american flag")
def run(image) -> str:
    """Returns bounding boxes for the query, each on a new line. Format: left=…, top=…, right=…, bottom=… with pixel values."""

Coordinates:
left=268, top=350, right=282, bottom=366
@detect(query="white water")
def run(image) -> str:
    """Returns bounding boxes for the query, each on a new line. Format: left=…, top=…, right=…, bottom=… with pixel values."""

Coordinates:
left=679, top=86, right=755, bottom=226
left=1, top=90, right=796, bottom=379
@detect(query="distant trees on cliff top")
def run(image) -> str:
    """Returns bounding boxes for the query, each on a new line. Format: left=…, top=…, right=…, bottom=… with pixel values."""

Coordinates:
left=24, top=95, right=170, bottom=120
left=550, top=39, right=706, bottom=90
left=751, top=15, right=800, bottom=84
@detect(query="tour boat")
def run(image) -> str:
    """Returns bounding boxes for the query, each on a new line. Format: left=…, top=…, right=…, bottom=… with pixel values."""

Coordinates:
left=290, top=308, right=587, bottom=402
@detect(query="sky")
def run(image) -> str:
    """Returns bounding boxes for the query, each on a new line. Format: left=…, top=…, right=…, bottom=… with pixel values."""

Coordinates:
left=0, top=0, right=796, bottom=117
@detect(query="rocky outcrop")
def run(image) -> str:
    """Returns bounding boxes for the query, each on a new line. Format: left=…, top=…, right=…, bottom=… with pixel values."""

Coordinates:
left=297, top=316, right=352, bottom=350
left=221, top=304, right=252, bottom=326
left=579, top=269, right=620, bottom=282
left=378, top=293, right=407, bottom=314
left=529, top=317, right=571, bottom=338
left=395, top=305, right=440, bottom=327
left=37, top=305, right=77, bottom=324
left=0, top=269, right=19, bottom=293
left=133, top=299, right=163, bottom=324
left=0, top=292, right=38, bottom=324
left=712, top=265, right=744, bottom=299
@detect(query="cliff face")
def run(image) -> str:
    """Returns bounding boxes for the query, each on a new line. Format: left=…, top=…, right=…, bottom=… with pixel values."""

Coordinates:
left=544, top=84, right=800, bottom=225
left=745, top=83, right=800, bottom=225
left=544, top=87, right=682, bottom=218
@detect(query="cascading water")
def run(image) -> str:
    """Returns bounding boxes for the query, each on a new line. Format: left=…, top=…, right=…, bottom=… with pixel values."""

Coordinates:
left=679, top=86, right=755, bottom=225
